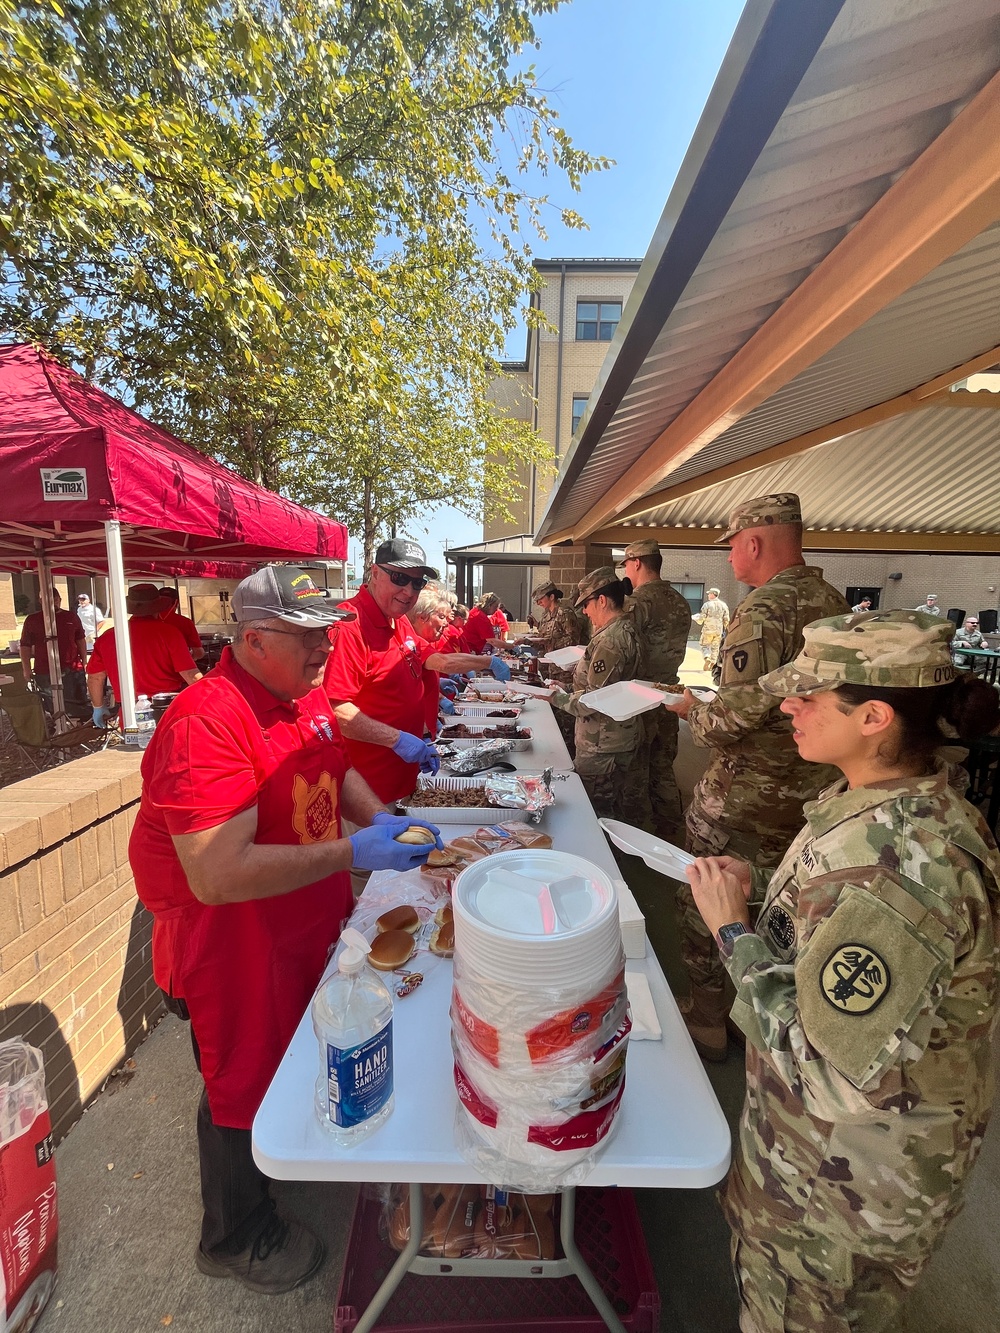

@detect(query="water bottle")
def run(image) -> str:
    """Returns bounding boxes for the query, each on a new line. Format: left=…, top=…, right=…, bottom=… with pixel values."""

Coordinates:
left=134, top=694, right=155, bottom=750
left=312, top=927, right=394, bottom=1146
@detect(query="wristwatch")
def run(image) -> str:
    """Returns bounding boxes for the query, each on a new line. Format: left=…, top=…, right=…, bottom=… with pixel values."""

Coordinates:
left=716, top=921, right=752, bottom=955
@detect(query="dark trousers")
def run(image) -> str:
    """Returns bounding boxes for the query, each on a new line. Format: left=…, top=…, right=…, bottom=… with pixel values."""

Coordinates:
left=166, top=993, right=274, bottom=1255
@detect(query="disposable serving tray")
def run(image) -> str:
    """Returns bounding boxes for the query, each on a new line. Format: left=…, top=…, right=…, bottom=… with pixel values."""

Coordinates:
left=402, top=774, right=532, bottom=824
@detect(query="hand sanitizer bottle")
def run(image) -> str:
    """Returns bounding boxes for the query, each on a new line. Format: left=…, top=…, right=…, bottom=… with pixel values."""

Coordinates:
left=312, top=928, right=394, bottom=1146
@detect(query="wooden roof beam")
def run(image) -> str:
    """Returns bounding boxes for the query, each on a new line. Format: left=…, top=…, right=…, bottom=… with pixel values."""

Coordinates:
left=566, top=70, right=1000, bottom=541
left=612, top=344, right=1000, bottom=521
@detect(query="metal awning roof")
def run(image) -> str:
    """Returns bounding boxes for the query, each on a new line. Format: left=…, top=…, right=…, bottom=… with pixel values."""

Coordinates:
left=535, top=0, right=1000, bottom=549
left=444, top=534, right=550, bottom=566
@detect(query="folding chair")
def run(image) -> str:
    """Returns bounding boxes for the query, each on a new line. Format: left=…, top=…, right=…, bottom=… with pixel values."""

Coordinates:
left=0, top=676, right=104, bottom=773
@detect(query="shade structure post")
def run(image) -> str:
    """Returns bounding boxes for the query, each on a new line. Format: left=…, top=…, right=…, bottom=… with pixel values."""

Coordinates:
left=34, top=540, right=68, bottom=732
left=104, top=520, right=137, bottom=734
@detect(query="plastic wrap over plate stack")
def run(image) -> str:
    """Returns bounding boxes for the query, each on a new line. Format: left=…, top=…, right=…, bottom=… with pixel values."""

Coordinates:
left=450, top=850, right=629, bottom=1192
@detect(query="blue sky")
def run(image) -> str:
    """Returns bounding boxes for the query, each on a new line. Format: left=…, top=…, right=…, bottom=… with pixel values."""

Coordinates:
left=367, top=0, right=747, bottom=580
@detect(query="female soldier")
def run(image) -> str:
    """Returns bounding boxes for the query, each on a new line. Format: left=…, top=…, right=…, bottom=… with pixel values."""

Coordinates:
left=549, top=567, right=642, bottom=819
left=516, top=580, right=588, bottom=756
left=686, top=610, right=1000, bottom=1332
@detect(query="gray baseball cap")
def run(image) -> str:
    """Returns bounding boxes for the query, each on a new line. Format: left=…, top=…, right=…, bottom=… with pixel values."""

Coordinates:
left=231, top=566, right=356, bottom=625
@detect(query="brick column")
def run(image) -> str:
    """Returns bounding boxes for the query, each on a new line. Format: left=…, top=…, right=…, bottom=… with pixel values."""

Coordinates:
left=546, top=543, right=607, bottom=601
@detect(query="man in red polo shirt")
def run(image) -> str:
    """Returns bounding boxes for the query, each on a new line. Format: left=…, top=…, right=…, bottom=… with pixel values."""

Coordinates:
left=86, top=583, right=201, bottom=720
left=323, top=540, right=510, bottom=806
left=129, top=565, right=441, bottom=1295
left=157, top=585, right=205, bottom=660
left=19, top=587, right=89, bottom=715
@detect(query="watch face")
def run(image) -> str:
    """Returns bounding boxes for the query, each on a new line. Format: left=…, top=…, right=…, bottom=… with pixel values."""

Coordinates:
left=719, top=923, right=750, bottom=947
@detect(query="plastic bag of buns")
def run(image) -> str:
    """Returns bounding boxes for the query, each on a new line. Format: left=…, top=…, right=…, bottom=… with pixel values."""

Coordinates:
left=447, top=822, right=552, bottom=863
left=385, top=1183, right=560, bottom=1260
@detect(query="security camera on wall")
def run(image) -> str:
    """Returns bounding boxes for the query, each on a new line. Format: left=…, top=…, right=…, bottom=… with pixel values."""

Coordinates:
left=888, top=572, right=903, bottom=581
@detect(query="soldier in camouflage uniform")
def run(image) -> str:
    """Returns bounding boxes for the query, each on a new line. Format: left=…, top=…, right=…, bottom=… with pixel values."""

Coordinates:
left=550, top=567, right=642, bottom=820
left=517, top=580, right=588, bottom=758
left=671, top=493, right=850, bottom=1060
left=685, top=611, right=1000, bottom=1333
left=694, top=587, right=730, bottom=670
left=617, top=538, right=691, bottom=841
left=951, top=615, right=987, bottom=668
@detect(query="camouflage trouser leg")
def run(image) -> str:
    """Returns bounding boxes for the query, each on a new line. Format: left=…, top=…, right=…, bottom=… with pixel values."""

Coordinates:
left=622, top=727, right=653, bottom=832
left=730, top=1223, right=915, bottom=1333
left=647, top=707, right=683, bottom=843
left=554, top=704, right=577, bottom=760
left=679, top=809, right=795, bottom=992
left=701, top=630, right=722, bottom=669
left=577, top=752, right=633, bottom=822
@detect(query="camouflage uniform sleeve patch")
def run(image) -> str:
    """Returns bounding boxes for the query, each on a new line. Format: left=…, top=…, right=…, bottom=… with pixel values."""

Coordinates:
left=795, top=878, right=951, bottom=1087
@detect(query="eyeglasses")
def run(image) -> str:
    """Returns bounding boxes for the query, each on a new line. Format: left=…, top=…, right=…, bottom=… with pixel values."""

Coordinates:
left=377, top=566, right=428, bottom=591
left=255, top=626, right=331, bottom=650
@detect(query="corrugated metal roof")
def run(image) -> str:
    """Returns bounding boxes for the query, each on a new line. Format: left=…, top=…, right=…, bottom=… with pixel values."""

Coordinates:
left=536, top=0, right=1000, bottom=541
left=624, top=403, right=1000, bottom=536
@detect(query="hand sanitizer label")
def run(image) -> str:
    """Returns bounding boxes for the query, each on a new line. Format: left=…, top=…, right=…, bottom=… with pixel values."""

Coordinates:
left=324, top=1020, right=393, bottom=1128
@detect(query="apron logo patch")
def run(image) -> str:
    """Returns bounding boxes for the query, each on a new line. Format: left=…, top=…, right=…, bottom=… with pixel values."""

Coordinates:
left=766, top=905, right=795, bottom=951
left=820, top=944, right=890, bottom=1015
left=292, top=771, right=339, bottom=844
left=731, top=649, right=748, bottom=672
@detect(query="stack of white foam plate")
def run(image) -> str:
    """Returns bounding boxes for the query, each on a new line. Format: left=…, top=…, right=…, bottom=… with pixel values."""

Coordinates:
left=450, top=850, right=628, bottom=1191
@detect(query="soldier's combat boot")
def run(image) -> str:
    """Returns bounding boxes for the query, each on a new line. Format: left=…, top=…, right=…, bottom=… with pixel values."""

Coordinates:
left=678, top=985, right=728, bottom=1062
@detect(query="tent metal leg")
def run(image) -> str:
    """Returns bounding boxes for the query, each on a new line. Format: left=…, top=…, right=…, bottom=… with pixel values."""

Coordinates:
left=103, top=521, right=137, bottom=734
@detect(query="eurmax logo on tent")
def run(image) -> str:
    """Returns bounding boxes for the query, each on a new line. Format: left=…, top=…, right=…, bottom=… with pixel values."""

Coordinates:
left=40, top=468, right=88, bottom=500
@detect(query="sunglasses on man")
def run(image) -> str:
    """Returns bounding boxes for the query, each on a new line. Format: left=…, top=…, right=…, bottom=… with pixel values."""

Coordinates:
left=377, top=566, right=429, bottom=591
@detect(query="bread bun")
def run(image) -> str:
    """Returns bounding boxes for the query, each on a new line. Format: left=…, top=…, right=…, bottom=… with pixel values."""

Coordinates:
left=368, top=930, right=415, bottom=971
left=426, top=847, right=462, bottom=868
left=376, top=905, right=420, bottom=935
left=429, top=916, right=455, bottom=957
left=395, top=825, right=436, bottom=845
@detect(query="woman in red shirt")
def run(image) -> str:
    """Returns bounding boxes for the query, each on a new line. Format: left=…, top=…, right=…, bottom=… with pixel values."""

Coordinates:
left=411, top=587, right=499, bottom=733
left=464, top=593, right=501, bottom=654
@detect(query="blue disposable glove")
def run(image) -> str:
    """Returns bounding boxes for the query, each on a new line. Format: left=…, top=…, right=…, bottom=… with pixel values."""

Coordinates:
left=489, top=656, right=511, bottom=683
left=439, top=698, right=456, bottom=715
left=92, top=705, right=110, bottom=727
left=439, top=679, right=459, bottom=700
left=392, top=731, right=441, bottom=773
left=349, top=817, right=443, bottom=872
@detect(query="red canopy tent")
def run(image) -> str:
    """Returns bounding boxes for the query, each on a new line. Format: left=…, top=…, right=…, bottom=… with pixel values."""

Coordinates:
left=0, top=343, right=348, bottom=727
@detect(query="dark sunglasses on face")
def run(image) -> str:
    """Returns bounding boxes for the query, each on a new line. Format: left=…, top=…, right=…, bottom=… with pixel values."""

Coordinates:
left=377, top=566, right=428, bottom=591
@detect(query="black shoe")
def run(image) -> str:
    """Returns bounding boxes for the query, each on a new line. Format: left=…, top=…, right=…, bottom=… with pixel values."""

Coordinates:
left=196, top=1214, right=325, bottom=1294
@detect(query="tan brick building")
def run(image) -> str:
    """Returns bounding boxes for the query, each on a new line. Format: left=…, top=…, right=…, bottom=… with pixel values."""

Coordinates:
left=482, top=259, right=641, bottom=613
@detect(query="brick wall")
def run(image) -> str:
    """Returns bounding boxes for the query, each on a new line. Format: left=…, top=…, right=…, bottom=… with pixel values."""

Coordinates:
left=547, top=543, right=608, bottom=600
left=0, top=751, right=161, bottom=1142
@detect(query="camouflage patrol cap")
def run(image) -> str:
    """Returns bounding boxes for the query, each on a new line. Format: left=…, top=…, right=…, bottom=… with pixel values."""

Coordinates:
left=614, top=536, right=660, bottom=574
left=716, top=492, right=802, bottom=543
left=533, top=580, right=559, bottom=601
left=760, top=610, right=956, bottom=697
left=575, top=565, right=621, bottom=607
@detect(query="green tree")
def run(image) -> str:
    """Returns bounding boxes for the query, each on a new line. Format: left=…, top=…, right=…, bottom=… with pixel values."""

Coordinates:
left=1, top=0, right=607, bottom=523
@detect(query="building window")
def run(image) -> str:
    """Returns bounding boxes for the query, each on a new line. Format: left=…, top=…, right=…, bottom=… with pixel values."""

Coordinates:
left=671, top=582, right=705, bottom=621
left=571, top=395, right=589, bottom=435
left=576, top=301, right=622, bottom=341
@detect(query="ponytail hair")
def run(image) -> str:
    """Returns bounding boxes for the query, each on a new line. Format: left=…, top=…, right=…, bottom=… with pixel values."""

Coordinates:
left=835, top=675, right=999, bottom=764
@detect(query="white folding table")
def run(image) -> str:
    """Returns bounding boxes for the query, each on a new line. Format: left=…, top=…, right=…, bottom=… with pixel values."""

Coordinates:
left=253, top=695, right=731, bottom=1333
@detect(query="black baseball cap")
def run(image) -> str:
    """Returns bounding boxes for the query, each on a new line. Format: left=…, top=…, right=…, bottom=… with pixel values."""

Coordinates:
left=231, top=566, right=356, bottom=625
left=375, top=538, right=438, bottom=578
